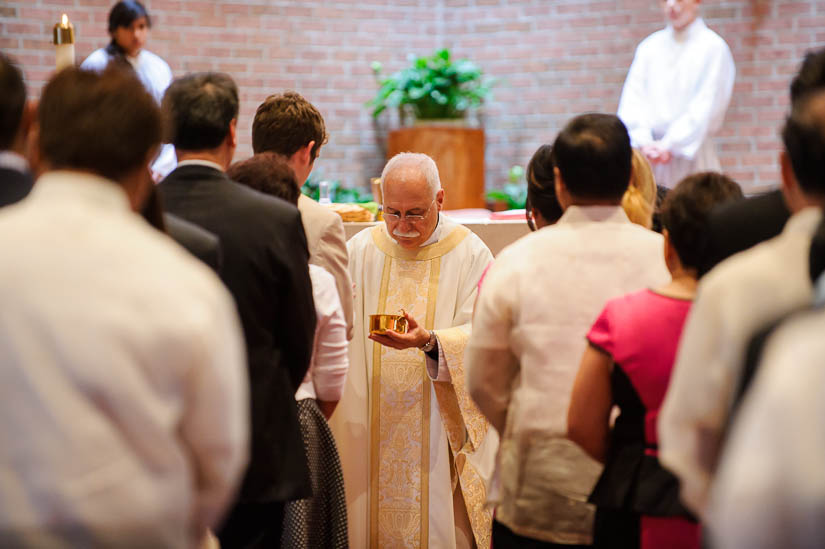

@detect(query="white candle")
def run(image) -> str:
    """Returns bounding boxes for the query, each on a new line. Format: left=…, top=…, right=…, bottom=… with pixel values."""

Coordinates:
left=53, top=14, right=75, bottom=71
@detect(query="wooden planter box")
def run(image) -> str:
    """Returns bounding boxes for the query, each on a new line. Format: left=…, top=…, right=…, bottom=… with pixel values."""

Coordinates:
left=387, top=125, right=485, bottom=210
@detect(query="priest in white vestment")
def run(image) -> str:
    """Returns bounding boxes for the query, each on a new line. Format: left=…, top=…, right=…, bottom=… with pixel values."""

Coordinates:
left=617, top=0, right=735, bottom=188
left=330, top=153, right=497, bottom=548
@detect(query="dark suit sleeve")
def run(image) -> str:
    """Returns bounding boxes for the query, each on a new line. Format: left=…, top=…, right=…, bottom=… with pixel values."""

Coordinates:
left=274, top=210, right=316, bottom=391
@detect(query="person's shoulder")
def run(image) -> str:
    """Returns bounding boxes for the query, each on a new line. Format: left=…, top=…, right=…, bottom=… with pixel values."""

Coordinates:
left=128, top=215, right=228, bottom=295
left=604, top=221, right=665, bottom=251
left=637, top=28, right=670, bottom=50
left=222, top=175, right=298, bottom=215
left=347, top=224, right=376, bottom=249
left=298, top=194, right=341, bottom=226
left=141, top=49, right=171, bottom=71
left=701, top=233, right=789, bottom=298
left=612, top=287, right=656, bottom=308
left=452, top=224, right=492, bottom=256
left=80, top=48, right=109, bottom=70
left=699, top=21, right=732, bottom=48
left=631, top=224, right=666, bottom=246
left=236, top=184, right=303, bottom=231
left=493, top=227, right=548, bottom=266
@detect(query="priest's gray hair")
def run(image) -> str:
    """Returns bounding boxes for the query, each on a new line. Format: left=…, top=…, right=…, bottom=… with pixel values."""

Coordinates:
left=380, top=152, right=442, bottom=198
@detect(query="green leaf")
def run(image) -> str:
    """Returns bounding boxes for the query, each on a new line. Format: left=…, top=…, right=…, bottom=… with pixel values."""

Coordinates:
left=508, top=165, right=525, bottom=183
left=367, top=48, right=495, bottom=120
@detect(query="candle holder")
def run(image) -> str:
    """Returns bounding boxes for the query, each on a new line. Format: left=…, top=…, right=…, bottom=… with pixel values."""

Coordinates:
left=53, top=14, right=75, bottom=71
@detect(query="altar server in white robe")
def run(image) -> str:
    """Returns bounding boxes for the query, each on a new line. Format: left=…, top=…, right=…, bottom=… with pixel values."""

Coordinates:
left=617, top=0, right=735, bottom=188
left=330, top=152, right=497, bottom=549
left=81, top=1, right=176, bottom=179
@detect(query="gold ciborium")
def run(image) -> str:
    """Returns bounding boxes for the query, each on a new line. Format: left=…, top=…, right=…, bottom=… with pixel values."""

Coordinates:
left=369, top=313, right=408, bottom=335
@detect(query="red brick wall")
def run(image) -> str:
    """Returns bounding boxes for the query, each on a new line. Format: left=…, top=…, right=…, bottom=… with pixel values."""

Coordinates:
left=2, top=0, right=823, bottom=194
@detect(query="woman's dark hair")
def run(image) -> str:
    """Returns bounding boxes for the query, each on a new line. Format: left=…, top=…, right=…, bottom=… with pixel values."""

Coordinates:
left=525, top=144, right=562, bottom=230
left=660, top=172, right=744, bottom=271
left=227, top=152, right=300, bottom=205
left=106, top=1, right=151, bottom=56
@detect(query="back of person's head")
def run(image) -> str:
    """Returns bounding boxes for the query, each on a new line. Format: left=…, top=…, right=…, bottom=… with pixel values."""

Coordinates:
left=551, top=113, right=632, bottom=202
left=782, top=89, right=825, bottom=199
left=162, top=72, right=238, bottom=151
left=252, top=92, right=327, bottom=160
left=526, top=144, right=562, bottom=228
left=0, top=53, right=26, bottom=151
left=790, top=48, right=825, bottom=105
left=622, top=148, right=657, bottom=228
left=660, top=172, right=743, bottom=271
left=38, top=66, right=160, bottom=182
left=227, top=152, right=299, bottom=205
left=108, top=0, right=150, bottom=33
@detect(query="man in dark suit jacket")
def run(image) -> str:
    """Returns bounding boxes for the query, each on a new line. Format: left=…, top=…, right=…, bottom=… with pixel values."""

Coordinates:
left=164, top=213, right=222, bottom=272
left=158, top=73, right=316, bottom=548
left=140, top=184, right=223, bottom=273
left=0, top=53, right=34, bottom=207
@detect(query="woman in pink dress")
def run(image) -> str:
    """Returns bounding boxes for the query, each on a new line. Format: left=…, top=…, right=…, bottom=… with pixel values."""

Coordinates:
left=567, top=172, right=743, bottom=549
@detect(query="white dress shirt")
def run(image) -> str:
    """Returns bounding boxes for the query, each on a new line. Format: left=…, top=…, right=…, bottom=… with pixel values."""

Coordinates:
left=0, top=171, right=248, bottom=548
left=618, top=18, right=735, bottom=188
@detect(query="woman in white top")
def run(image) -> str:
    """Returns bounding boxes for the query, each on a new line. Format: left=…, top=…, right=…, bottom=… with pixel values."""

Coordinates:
left=81, top=1, right=176, bottom=178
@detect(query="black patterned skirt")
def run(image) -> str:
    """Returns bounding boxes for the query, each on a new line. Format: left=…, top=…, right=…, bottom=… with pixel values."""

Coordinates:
left=281, top=398, right=349, bottom=548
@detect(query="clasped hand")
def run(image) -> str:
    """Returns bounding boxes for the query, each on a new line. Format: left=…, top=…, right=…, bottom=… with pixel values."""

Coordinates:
left=369, top=310, right=430, bottom=350
left=641, top=143, right=672, bottom=165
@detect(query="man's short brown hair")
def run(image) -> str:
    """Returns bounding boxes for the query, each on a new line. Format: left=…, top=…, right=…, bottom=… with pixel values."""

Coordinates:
left=38, top=66, right=161, bottom=182
left=252, top=91, right=327, bottom=161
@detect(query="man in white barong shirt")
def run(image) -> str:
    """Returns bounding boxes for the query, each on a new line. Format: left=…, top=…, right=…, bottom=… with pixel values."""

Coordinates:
left=659, top=88, right=825, bottom=519
left=617, top=0, right=735, bottom=188
left=330, top=152, right=497, bottom=548
left=0, top=67, right=248, bottom=548
left=467, top=114, right=669, bottom=547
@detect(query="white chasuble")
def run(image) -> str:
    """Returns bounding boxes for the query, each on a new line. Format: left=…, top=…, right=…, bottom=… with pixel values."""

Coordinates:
left=331, top=219, right=496, bottom=549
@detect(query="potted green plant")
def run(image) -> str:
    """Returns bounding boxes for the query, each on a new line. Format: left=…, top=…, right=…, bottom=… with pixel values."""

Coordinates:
left=368, top=48, right=494, bottom=121
left=486, top=165, right=527, bottom=211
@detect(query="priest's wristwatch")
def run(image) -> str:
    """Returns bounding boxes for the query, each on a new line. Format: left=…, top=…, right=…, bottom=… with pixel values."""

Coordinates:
left=420, top=330, right=437, bottom=353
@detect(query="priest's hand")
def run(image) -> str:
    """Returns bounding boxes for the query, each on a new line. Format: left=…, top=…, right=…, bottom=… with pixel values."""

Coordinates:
left=369, top=310, right=430, bottom=350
